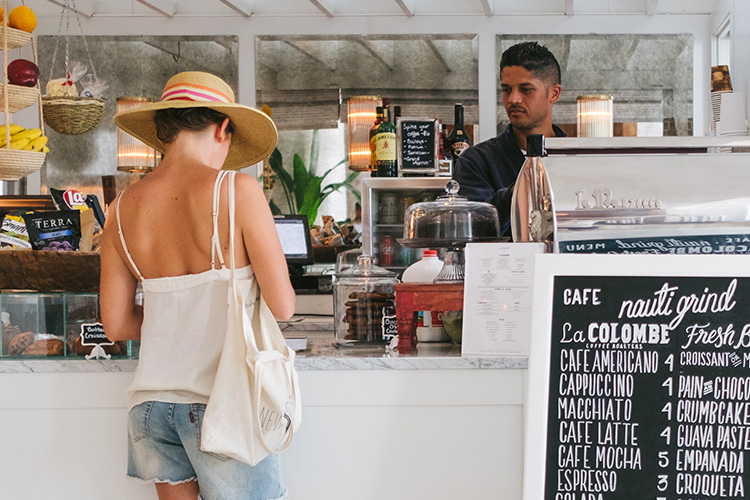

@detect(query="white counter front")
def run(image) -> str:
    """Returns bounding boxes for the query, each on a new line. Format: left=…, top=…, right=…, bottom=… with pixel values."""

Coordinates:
left=0, top=319, right=526, bottom=500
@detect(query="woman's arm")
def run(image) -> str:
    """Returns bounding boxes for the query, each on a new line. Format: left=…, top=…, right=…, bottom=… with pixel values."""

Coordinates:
left=235, top=174, right=296, bottom=321
left=99, top=199, right=144, bottom=341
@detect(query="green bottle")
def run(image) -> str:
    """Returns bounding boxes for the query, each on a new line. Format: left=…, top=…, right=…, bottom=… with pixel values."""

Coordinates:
left=372, top=108, right=397, bottom=177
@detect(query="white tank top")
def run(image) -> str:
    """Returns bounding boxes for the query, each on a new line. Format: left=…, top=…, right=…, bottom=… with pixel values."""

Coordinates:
left=116, top=170, right=255, bottom=410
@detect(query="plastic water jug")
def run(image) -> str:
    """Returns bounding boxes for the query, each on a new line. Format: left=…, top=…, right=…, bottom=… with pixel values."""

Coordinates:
left=401, top=250, right=450, bottom=342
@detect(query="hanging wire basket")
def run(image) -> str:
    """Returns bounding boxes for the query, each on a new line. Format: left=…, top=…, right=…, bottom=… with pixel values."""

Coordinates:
left=41, top=0, right=104, bottom=135
left=42, top=96, right=104, bottom=135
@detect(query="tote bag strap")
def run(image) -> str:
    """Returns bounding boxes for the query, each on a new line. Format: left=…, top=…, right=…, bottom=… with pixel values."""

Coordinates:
left=226, top=170, right=238, bottom=282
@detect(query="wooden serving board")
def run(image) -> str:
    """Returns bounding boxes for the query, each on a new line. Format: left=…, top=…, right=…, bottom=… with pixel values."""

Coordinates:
left=0, top=250, right=100, bottom=292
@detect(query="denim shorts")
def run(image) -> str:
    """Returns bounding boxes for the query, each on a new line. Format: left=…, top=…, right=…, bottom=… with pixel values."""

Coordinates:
left=128, top=401, right=287, bottom=500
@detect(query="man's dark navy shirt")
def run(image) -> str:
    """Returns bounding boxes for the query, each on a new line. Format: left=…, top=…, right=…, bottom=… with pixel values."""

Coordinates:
left=452, top=124, right=566, bottom=236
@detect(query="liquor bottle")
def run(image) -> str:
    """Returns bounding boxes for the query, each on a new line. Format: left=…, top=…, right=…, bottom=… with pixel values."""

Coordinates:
left=438, top=122, right=452, bottom=176
left=510, top=134, right=554, bottom=252
left=393, top=105, right=402, bottom=171
left=369, top=106, right=384, bottom=175
left=448, top=103, right=472, bottom=161
left=372, top=108, right=398, bottom=177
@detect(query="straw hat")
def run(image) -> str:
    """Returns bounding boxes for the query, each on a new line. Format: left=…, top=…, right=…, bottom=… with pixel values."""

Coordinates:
left=113, top=71, right=277, bottom=170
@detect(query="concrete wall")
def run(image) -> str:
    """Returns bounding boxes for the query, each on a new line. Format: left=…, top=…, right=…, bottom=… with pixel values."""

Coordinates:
left=27, top=11, right=725, bottom=196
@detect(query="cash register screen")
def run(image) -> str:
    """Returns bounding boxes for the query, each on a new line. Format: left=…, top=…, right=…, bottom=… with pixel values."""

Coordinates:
left=273, top=214, right=314, bottom=267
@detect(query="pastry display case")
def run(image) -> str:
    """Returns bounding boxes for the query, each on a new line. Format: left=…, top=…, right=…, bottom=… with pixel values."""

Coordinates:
left=0, top=292, right=131, bottom=358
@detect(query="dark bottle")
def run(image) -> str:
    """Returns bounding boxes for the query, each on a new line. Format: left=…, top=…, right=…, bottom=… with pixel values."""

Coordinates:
left=438, top=122, right=452, bottom=176
left=369, top=106, right=384, bottom=175
left=448, top=103, right=472, bottom=161
left=372, top=108, right=398, bottom=177
left=510, top=134, right=554, bottom=252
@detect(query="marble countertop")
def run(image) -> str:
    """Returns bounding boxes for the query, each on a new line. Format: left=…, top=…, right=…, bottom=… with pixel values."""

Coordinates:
left=0, top=316, right=528, bottom=373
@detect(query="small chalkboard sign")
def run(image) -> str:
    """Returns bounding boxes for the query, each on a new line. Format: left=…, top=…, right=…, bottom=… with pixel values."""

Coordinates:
left=80, top=322, right=113, bottom=360
left=525, top=254, right=750, bottom=500
left=397, top=118, right=439, bottom=175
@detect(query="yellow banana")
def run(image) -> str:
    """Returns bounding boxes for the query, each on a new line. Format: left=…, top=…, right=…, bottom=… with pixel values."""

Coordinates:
left=41, top=146, right=49, bottom=153
left=23, top=135, right=47, bottom=151
left=10, top=137, right=30, bottom=150
left=0, top=124, right=24, bottom=137
left=11, top=128, right=42, bottom=142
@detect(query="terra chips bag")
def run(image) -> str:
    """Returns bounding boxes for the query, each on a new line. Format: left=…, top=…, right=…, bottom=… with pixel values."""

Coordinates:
left=22, top=210, right=81, bottom=251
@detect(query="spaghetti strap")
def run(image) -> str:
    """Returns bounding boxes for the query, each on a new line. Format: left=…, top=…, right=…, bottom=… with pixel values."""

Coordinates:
left=211, top=170, right=230, bottom=269
left=115, top=191, right=145, bottom=281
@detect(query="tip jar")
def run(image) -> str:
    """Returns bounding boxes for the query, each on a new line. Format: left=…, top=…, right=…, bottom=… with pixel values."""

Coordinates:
left=333, top=254, right=399, bottom=347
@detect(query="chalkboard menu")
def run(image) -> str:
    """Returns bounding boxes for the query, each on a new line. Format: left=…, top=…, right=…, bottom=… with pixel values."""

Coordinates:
left=539, top=273, right=750, bottom=499
left=397, top=118, right=438, bottom=174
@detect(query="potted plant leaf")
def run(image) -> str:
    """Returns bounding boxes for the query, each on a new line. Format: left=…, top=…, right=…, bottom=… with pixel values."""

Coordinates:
left=267, top=130, right=360, bottom=227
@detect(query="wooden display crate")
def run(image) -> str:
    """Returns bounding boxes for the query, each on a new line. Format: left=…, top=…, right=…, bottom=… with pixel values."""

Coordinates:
left=0, top=250, right=100, bottom=292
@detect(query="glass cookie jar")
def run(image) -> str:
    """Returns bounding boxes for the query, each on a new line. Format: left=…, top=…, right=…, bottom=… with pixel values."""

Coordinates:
left=333, top=255, right=399, bottom=347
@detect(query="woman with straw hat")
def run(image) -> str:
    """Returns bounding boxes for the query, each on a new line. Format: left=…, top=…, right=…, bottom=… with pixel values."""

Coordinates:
left=101, top=71, right=295, bottom=500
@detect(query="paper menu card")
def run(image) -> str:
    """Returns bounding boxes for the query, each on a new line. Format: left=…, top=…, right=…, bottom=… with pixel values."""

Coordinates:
left=461, top=242, right=545, bottom=357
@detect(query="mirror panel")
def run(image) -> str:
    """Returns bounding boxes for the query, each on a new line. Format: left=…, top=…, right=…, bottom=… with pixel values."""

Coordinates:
left=37, top=35, right=238, bottom=199
left=256, top=35, right=479, bottom=223
left=496, top=34, right=693, bottom=136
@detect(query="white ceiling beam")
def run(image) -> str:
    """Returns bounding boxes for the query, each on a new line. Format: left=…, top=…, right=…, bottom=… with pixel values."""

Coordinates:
left=45, top=0, right=94, bottom=18
left=216, top=0, right=252, bottom=17
left=646, top=0, right=659, bottom=16
left=134, top=0, right=176, bottom=18
left=565, top=0, right=574, bottom=16
left=479, top=0, right=493, bottom=17
left=308, top=0, right=334, bottom=17
left=394, top=0, right=414, bottom=16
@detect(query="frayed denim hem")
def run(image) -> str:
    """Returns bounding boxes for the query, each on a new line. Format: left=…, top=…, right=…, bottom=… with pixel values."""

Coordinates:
left=127, top=474, right=198, bottom=486
left=269, top=489, right=288, bottom=500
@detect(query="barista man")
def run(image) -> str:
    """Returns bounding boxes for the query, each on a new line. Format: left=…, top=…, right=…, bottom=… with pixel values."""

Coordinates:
left=452, top=41, right=566, bottom=237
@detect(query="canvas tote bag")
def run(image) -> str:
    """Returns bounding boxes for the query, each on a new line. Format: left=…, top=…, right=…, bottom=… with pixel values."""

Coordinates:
left=201, top=170, right=302, bottom=466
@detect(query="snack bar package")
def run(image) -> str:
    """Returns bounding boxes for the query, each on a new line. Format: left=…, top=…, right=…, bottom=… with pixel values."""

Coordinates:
left=22, top=210, right=81, bottom=251
left=0, top=211, right=31, bottom=249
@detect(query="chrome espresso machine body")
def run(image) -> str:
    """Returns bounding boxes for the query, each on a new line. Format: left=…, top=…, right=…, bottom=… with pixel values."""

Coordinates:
left=512, top=153, right=750, bottom=254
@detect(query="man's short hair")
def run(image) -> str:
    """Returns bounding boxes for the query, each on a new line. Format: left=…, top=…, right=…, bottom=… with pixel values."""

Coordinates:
left=500, top=41, right=561, bottom=87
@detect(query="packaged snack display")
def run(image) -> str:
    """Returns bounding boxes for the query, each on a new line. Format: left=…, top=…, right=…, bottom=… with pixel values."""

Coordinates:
left=22, top=210, right=81, bottom=251
left=0, top=210, right=31, bottom=249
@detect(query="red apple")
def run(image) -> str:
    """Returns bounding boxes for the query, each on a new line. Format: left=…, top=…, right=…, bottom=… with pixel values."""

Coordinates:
left=7, top=59, right=39, bottom=87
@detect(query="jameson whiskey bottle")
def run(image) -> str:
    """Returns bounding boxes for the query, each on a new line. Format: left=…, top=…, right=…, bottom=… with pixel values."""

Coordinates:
left=369, top=106, right=384, bottom=175
left=448, top=103, right=472, bottom=161
left=372, top=108, right=398, bottom=177
left=510, top=134, right=554, bottom=252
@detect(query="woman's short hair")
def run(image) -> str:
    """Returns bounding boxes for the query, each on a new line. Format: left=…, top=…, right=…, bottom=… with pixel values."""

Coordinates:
left=154, top=107, right=236, bottom=145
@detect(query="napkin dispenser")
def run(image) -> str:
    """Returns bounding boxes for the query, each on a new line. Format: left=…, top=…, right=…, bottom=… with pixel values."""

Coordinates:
left=518, top=153, right=750, bottom=254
